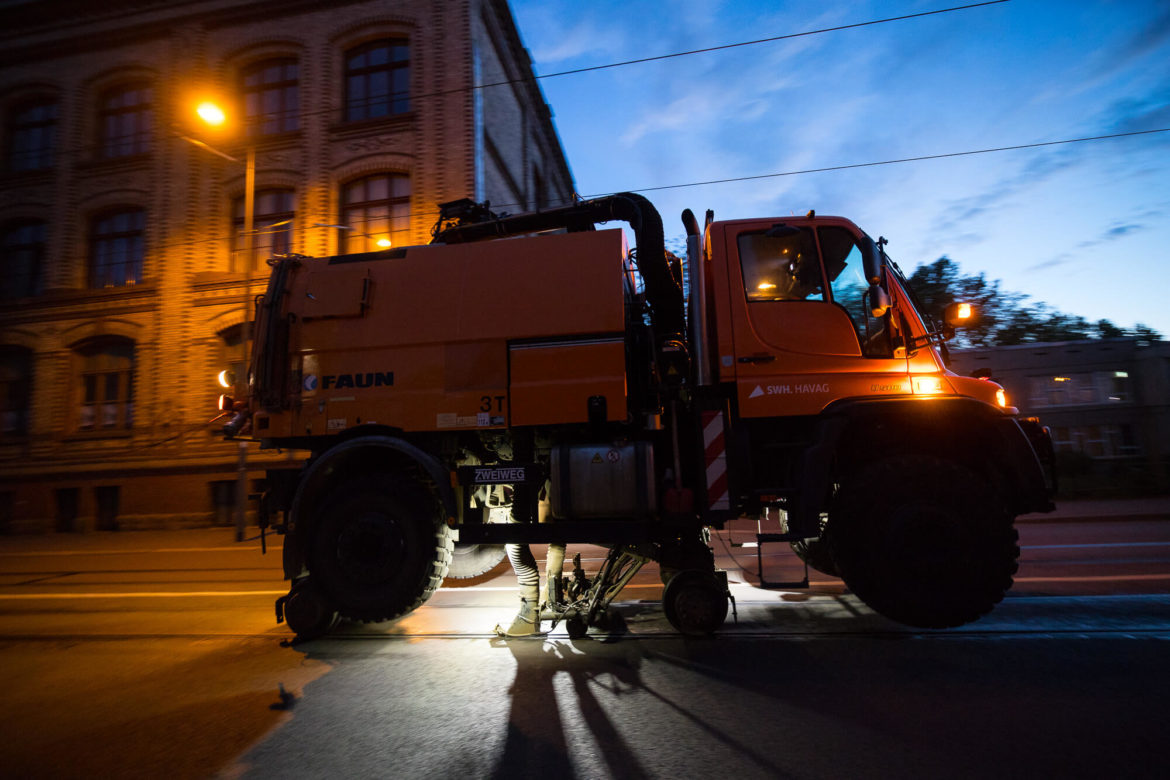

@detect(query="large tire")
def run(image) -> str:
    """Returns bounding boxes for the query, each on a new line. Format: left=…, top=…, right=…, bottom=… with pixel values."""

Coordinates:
left=309, top=474, right=453, bottom=623
left=790, top=515, right=840, bottom=577
left=827, top=456, right=1019, bottom=628
left=446, top=543, right=508, bottom=579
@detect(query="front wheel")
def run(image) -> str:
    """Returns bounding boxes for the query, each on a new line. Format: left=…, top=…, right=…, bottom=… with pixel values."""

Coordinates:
left=827, top=456, right=1019, bottom=628
left=309, top=474, right=452, bottom=623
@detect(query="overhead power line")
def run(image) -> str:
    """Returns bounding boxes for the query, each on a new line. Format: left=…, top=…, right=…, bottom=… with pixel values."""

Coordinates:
left=93, top=126, right=1168, bottom=258
left=521, top=1, right=1011, bottom=83
left=589, top=127, right=1170, bottom=197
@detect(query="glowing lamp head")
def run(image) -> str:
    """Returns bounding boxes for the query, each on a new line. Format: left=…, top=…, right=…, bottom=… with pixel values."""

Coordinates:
left=217, top=369, right=236, bottom=389
left=943, top=301, right=976, bottom=327
left=996, top=388, right=1008, bottom=408
left=376, top=238, right=392, bottom=248
left=196, top=102, right=227, bottom=126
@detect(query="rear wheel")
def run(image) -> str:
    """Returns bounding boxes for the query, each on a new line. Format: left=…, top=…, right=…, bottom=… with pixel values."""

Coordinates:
left=827, top=456, right=1019, bottom=628
left=309, top=474, right=452, bottom=623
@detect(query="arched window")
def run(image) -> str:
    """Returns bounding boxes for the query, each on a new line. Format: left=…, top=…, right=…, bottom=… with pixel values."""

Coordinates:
left=0, top=346, right=32, bottom=439
left=241, top=58, right=299, bottom=136
left=90, top=208, right=145, bottom=288
left=341, top=173, right=410, bottom=253
left=97, top=82, right=152, bottom=158
left=75, top=337, right=134, bottom=432
left=6, top=97, right=57, bottom=171
left=233, top=188, right=295, bottom=271
left=1, top=220, right=45, bottom=299
left=344, top=39, right=410, bottom=121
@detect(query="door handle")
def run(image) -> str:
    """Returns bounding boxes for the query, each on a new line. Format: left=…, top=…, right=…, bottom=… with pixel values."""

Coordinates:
left=738, top=354, right=776, bottom=364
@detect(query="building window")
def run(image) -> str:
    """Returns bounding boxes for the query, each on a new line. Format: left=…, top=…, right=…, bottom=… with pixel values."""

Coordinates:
left=1, top=220, right=45, bottom=299
left=233, top=188, right=294, bottom=271
left=90, top=208, right=145, bottom=288
left=0, top=347, right=32, bottom=439
left=6, top=98, right=57, bottom=171
left=344, top=39, right=410, bottom=122
left=76, top=338, right=134, bottom=432
left=341, top=173, right=410, bottom=253
left=98, top=83, right=152, bottom=158
left=242, top=58, right=299, bottom=136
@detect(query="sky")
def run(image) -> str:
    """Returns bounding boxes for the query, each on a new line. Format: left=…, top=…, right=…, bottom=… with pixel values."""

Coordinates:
left=509, top=0, right=1170, bottom=335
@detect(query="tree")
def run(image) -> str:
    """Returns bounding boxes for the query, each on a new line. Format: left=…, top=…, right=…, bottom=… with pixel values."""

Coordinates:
left=906, top=257, right=1160, bottom=346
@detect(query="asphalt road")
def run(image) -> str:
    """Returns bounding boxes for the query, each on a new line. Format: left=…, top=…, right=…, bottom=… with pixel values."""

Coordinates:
left=0, top=515, right=1167, bottom=779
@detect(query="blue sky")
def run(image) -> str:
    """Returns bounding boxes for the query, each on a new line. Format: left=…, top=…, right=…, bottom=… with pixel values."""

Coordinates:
left=510, top=0, right=1170, bottom=334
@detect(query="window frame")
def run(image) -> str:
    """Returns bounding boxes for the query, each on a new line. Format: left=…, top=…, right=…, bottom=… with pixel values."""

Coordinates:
left=6, top=96, right=58, bottom=172
left=97, top=81, right=153, bottom=159
left=1, top=219, right=46, bottom=299
left=89, top=208, right=145, bottom=288
left=340, top=173, right=411, bottom=253
left=240, top=57, right=300, bottom=137
left=232, top=187, right=295, bottom=271
left=74, top=337, right=135, bottom=435
left=343, top=38, right=411, bottom=122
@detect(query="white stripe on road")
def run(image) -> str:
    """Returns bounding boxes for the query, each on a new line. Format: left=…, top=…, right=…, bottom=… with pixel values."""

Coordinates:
left=0, top=590, right=287, bottom=599
left=0, top=546, right=278, bottom=557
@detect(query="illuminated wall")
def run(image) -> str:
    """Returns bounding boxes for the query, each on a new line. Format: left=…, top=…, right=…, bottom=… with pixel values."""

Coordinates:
left=0, top=0, right=575, bottom=533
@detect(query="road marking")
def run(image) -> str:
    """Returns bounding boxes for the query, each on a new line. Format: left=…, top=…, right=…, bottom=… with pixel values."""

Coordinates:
left=0, top=546, right=279, bottom=557
left=0, top=590, right=287, bottom=599
left=1023, top=542, right=1170, bottom=550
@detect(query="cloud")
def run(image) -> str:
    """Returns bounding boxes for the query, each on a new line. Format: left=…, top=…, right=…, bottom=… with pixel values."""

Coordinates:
left=1028, top=220, right=1150, bottom=272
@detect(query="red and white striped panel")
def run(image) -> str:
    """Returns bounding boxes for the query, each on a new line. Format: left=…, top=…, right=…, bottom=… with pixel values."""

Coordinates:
left=702, top=410, right=729, bottom=511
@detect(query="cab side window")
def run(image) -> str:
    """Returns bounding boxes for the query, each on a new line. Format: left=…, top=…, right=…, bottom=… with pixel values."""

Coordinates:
left=819, top=226, right=892, bottom=357
left=738, top=229, right=823, bottom=302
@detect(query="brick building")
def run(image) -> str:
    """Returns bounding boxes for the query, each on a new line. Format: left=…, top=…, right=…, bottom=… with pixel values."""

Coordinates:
left=0, top=0, right=574, bottom=532
left=950, top=338, right=1170, bottom=495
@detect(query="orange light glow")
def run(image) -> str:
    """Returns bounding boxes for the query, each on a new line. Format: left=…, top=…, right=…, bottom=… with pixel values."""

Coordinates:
left=196, top=102, right=227, bottom=126
left=912, top=376, right=944, bottom=395
left=956, top=302, right=972, bottom=320
left=376, top=238, right=392, bottom=248
left=996, top=388, right=1007, bottom=408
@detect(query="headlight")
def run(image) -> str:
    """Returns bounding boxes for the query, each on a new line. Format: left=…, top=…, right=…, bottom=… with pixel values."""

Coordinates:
left=996, top=388, right=1007, bottom=408
left=217, top=369, right=235, bottom=389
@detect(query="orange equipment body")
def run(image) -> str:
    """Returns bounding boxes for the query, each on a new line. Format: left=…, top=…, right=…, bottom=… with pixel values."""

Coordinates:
left=227, top=193, right=1056, bottom=639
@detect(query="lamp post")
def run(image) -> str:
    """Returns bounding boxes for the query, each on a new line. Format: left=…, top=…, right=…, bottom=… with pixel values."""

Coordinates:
left=191, top=100, right=254, bottom=542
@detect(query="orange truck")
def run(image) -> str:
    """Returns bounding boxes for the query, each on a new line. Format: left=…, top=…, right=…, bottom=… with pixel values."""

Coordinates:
left=221, top=193, right=1055, bottom=638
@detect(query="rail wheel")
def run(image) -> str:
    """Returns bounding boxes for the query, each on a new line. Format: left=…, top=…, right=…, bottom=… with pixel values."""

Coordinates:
left=446, top=543, right=508, bottom=580
left=662, top=569, right=729, bottom=636
left=309, top=474, right=452, bottom=623
left=281, top=578, right=338, bottom=641
left=827, top=456, right=1019, bottom=628
left=790, top=516, right=839, bottom=577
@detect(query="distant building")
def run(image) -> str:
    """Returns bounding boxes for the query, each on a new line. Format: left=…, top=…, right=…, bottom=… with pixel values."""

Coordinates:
left=0, top=0, right=574, bottom=532
left=950, top=338, right=1170, bottom=494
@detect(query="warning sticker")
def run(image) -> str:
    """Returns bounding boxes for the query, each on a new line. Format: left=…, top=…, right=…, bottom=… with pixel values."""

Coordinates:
left=327, top=417, right=346, bottom=431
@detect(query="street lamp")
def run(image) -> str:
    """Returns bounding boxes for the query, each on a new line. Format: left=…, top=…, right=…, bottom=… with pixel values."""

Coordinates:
left=187, top=99, right=255, bottom=543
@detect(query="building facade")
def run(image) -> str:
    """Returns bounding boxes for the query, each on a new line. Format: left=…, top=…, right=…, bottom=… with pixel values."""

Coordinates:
left=950, top=338, right=1170, bottom=495
left=0, top=0, right=574, bottom=532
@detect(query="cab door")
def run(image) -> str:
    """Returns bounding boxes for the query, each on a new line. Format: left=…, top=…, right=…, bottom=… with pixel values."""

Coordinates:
left=723, top=221, right=911, bottom=417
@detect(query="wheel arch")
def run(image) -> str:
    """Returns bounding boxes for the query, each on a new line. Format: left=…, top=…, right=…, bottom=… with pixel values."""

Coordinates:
left=283, top=435, right=457, bottom=579
left=797, top=397, right=1052, bottom=526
